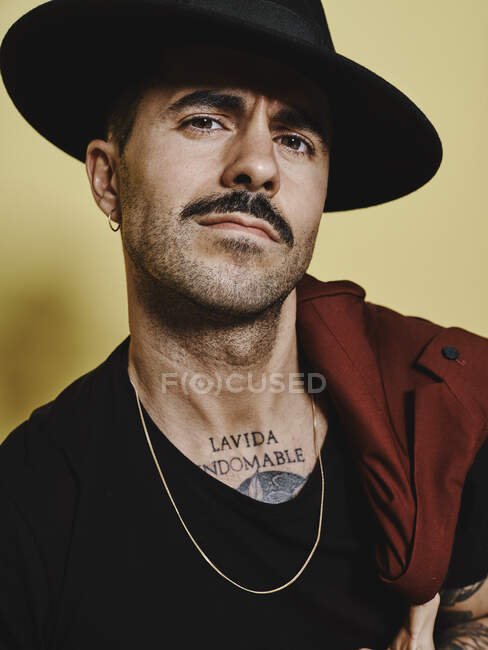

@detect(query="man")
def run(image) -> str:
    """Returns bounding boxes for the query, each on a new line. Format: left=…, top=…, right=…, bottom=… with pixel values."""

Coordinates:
left=1, top=1, right=487, bottom=648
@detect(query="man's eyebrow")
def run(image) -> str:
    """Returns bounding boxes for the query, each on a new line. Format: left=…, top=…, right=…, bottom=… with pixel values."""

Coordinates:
left=166, top=89, right=329, bottom=151
left=271, top=107, right=329, bottom=151
left=166, top=89, right=247, bottom=115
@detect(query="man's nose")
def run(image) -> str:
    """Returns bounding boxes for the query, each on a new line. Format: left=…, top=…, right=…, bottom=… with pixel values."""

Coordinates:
left=220, top=103, right=280, bottom=197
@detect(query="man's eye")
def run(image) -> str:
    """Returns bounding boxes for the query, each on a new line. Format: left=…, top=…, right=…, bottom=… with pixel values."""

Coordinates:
left=278, top=134, right=312, bottom=155
left=182, top=117, right=313, bottom=156
left=184, top=116, right=224, bottom=131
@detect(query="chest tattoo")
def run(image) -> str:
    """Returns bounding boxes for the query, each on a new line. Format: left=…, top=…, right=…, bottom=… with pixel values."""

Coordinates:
left=198, top=429, right=310, bottom=503
left=238, top=469, right=309, bottom=502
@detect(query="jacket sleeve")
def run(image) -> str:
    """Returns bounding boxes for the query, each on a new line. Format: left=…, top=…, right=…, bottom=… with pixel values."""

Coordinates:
left=0, top=485, right=50, bottom=650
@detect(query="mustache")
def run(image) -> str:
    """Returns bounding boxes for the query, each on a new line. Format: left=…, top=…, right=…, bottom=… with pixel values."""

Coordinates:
left=180, top=190, right=294, bottom=247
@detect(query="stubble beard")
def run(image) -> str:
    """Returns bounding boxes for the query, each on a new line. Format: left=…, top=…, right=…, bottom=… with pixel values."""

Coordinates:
left=119, top=166, right=316, bottom=327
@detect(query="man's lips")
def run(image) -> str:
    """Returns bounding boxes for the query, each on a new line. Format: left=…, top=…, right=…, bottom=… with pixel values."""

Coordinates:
left=203, top=222, right=273, bottom=240
left=196, top=213, right=279, bottom=242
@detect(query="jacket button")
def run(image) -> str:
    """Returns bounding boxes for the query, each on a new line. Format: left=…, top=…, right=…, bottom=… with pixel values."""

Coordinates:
left=442, top=346, right=460, bottom=360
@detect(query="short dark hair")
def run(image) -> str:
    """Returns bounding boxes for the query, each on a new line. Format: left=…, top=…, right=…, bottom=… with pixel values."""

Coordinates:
left=105, top=80, right=147, bottom=156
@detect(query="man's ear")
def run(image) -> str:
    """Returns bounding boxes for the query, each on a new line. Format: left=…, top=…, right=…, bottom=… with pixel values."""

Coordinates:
left=85, top=139, right=121, bottom=225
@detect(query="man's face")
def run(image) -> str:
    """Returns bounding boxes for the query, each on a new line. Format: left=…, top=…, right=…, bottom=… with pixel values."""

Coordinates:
left=116, top=43, right=330, bottom=317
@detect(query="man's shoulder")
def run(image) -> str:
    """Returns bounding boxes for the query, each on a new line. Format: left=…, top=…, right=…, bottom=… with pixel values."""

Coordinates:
left=366, top=298, right=488, bottom=360
left=297, top=273, right=488, bottom=402
left=298, top=272, right=488, bottom=350
left=363, top=293, right=488, bottom=378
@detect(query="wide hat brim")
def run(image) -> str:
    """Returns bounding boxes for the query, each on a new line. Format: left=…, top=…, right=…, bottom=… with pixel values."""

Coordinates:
left=0, top=0, right=443, bottom=212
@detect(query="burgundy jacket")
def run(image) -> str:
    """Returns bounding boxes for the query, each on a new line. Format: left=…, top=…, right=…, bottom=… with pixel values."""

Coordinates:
left=296, top=273, right=488, bottom=605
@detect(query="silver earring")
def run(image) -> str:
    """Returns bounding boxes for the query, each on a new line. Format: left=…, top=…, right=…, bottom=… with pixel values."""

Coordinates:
left=108, top=208, right=120, bottom=232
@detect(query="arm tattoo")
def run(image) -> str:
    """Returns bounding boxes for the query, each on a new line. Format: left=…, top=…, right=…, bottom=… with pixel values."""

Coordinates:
left=437, top=608, right=475, bottom=628
left=440, top=578, right=486, bottom=606
left=435, top=618, right=488, bottom=649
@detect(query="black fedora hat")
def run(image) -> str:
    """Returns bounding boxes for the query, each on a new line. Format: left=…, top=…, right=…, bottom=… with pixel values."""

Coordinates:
left=0, top=0, right=442, bottom=212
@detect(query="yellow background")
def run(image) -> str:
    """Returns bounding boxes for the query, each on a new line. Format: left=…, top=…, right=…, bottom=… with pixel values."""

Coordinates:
left=1, top=0, right=487, bottom=440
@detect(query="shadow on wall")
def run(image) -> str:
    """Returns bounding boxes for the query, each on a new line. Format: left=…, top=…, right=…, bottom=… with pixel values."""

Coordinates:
left=0, top=285, right=84, bottom=442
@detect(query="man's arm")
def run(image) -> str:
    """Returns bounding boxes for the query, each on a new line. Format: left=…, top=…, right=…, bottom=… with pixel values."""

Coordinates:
left=434, top=575, right=488, bottom=648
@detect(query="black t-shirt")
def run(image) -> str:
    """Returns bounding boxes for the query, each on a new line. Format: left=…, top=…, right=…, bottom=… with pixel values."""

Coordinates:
left=1, top=337, right=487, bottom=650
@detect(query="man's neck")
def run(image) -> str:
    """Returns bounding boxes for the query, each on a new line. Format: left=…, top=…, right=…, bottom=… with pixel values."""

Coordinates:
left=127, top=275, right=303, bottom=430
left=124, top=269, right=329, bottom=501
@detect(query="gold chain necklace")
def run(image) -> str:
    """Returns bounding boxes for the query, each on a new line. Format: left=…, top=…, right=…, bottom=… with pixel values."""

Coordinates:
left=130, top=378, right=325, bottom=594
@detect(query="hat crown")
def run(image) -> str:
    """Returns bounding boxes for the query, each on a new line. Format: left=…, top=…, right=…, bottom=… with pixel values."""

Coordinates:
left=54, top=0, right=334, bottom=49
left=270, top=0, right=333, bottom=45
left=252, top=0, right=334, bottom=48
